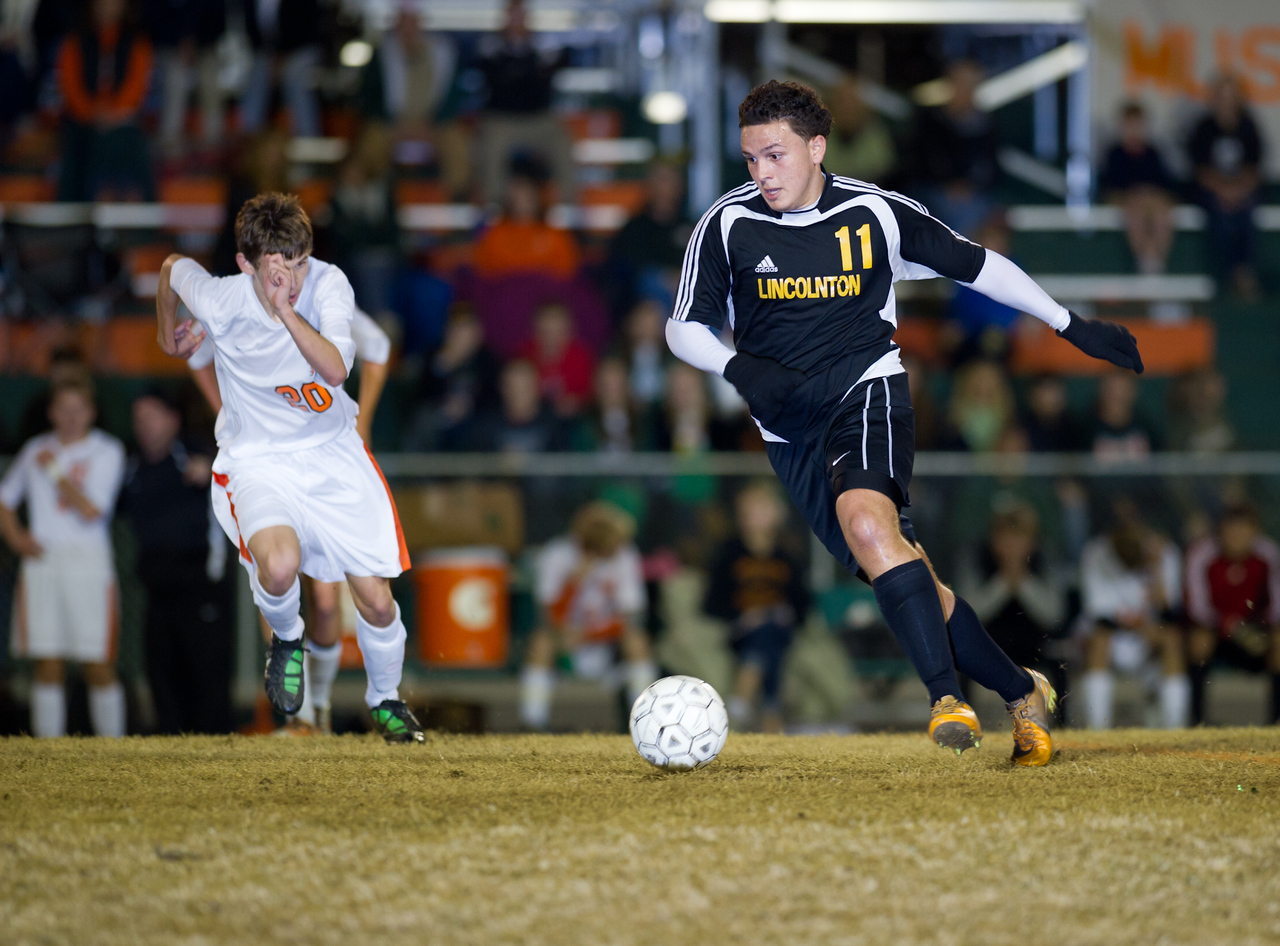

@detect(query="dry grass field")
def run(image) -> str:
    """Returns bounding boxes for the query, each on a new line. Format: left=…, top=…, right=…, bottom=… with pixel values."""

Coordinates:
left=2, top=729, right=1278, bottom=946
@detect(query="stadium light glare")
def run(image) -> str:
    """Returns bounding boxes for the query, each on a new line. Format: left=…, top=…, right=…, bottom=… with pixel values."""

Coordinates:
left=704, top=0, right=1085, bottom=24
left=642, top=91, right=689, bottom=125
left=339, top=40, right=374, bottom=69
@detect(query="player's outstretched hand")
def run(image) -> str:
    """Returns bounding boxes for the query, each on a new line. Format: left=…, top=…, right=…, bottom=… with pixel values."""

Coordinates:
left=1057, top=311, right=1144, bottom=374
left=723, top=351, right=807, bottom=428
left=171, top=318, right=206, bottom=359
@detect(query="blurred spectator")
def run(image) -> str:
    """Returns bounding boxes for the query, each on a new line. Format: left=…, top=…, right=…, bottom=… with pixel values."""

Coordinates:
left=901, top=354, right=940, bottom=450
left=1167, top=368, right=1234, bottom=454
left=118, top=390, right=233, bottom=734
left=0, top=0, right=38, bottom=141
left=520, top=501, right=655, bottom=730
left=956, top=502, right=1063, bottom=685
left=56, top=0, right=154, bottom=201
left=1079, top=502, right=1187, bottom=729
left=704, top=480, right=808, bottom=733
left=939, top=359, right=1014, bottom=452
left=655, top=362, right=711, bottom=454
left=469, top=358, right=564, bottom=453
left=472, top=168, right=581, bottom=280
left=1188, top=74, right=1264, bottom=300
left=1021, top=374, right=1086, bottom=453
left=1089, top=372, right=1159, bottom=459
left=822, top=74, right=896, bottom=183
left=406, top=303, right=499, bottom=451
left=0, top=375, right=126, bottom=737
left=144, top=0, right=226, bottom=156
left=622, top=298, right=670, bottom=408
left=580, top=357, right=649, bottom=454
left=240, top=0, right=321, bottom=137
left=1184, top=502, right=1280, bottom=725
left=212, top=127, right=290, bottom=275
left=909, top=60, right=998, bottom=237
left=477, top=0, right=573, bottom=206
left=1099, top=102, right=1176, bottom=276
left=945, top=218, right=1018, bottom=361
left=518, top=302, right=595, bottom=417
left=329, top=122, right=401, bottom=318
left=605, top=161, right=692, bottom=316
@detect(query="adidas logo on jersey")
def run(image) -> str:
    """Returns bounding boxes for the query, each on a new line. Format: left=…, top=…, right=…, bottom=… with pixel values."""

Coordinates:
left=755, top=255, right=778, bottom=273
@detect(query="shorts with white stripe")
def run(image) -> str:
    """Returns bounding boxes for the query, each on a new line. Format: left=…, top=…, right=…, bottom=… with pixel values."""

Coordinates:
left=826, top=373, right=915, bottom=509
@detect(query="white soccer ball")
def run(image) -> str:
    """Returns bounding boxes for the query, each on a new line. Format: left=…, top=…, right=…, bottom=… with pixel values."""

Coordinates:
left=629, top=675, right=729, bottom=770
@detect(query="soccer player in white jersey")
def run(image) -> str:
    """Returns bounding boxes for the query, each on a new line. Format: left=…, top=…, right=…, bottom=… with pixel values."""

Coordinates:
left=0, top=374, right=126, bottom=738
left=155, top=191, right=424, bottom=743
left=187, top=306, right=392, bottom=734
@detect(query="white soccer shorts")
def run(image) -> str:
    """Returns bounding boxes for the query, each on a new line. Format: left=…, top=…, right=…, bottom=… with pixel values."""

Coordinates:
left=211, top=428, right=410, bottom=583
left=11, top=546, right=119, bottom=663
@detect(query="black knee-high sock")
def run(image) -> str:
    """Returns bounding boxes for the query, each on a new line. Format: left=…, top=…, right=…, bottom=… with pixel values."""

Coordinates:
left=873, top=560, right=961, bottom=704
left=946, top=596, right=1034, bottom=704
left=1271, top=673, right=1280, bottom=726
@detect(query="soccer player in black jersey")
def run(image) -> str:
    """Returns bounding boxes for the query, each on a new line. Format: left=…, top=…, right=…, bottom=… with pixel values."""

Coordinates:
left=667, top=81, right=1143, bottom=765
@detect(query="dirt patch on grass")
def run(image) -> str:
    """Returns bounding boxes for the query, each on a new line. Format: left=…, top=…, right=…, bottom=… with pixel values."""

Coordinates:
left=2, top=729, right=1279, bottom=945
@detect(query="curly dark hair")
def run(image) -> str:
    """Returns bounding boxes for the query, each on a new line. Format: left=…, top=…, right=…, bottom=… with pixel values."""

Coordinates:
left=738, top=80, right=833, bottom=140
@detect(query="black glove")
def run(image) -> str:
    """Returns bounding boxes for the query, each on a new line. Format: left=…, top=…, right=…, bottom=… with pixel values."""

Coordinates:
left=723, top=351, right=807, bottom=429
left=1057, top=311, right=1144, bottom=374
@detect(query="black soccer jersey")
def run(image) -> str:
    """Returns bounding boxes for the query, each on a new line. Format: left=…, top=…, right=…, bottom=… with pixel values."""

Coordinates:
left=672, top=172, right=986, bottom=407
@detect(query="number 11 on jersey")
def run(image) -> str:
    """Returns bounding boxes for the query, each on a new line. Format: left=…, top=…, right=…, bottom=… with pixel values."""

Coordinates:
left=835, top=225, right=873, bottom=271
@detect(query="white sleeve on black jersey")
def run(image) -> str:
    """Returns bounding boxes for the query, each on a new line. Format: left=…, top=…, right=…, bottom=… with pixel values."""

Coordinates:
left=886, top=200, right=987, bottom=283
left=672, top=183, right=758, bottom=327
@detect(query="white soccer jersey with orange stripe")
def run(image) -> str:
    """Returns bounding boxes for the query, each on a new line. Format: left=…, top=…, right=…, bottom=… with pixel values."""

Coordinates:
left=170, top=256, right=358, bottom=460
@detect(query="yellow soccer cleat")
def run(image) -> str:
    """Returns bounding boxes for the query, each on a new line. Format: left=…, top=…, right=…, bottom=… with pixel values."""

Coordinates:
left=1007, top=669, right=1057, bottom=767
left=928, top=695, right=982, bottom=755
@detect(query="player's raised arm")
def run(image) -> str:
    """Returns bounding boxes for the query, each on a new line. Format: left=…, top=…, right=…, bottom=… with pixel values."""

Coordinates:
left=260, top=253, right=351, bottom=386
left=156, top=254, right=207, bottom=359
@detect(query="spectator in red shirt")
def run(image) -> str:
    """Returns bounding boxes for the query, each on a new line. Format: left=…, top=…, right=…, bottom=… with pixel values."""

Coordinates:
left=518, top=303, right=595, bottom=417
left=56, top=0, right=154, bottom=201
left=1185, top=503, right=1280, bottom=724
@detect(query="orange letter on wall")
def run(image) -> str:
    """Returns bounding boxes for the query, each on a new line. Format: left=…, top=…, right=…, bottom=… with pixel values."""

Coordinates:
left=1242, top=27, right=1280, bottom=104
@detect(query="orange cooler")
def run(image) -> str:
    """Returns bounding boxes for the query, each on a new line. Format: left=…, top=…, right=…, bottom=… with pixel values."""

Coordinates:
left=415, top=548, right=510, bottom=667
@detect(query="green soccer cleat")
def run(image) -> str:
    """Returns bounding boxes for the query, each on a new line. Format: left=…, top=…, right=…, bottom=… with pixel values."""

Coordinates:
left=264, top=634, right=306, bottom=716
left=370, top=700, right=426, bottom=744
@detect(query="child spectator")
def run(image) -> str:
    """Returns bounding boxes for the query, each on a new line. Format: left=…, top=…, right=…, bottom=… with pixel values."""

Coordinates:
left=472, top=168, right=581, bottom=281
left=704, top=481, right=808, bottom=732
left=1089, top=372, right=1160, bottom=459
left=407, top=304, right=500, bottom=451
left=1187, top=74, right=1265, bottom=300
left=1184, top=503, right=1280, bottom=725
left=956, top=502, right=1064, bottom=684
left=1167, top=367, right=1234, bottom=454
left=939, top=360, right=1015, bottom=452
left=1021, top=374, right=1086, bottom=453
left=520, top=501, right=655, bottom=730
left=582, top=357, right=647, bottom=454
left=622, top=299, right=671, bottom=408
left=469, top=358, right=562, bottom=453
left=56, top=0, right=154, bottom=201
left=655, top=362, right=712, bottom=454
left=1079, top=502, right=1188, bottom=729
left=1099, top=102, right=1177, bottom=276
left=518, top=302, right=595, bottom=417
left=0, top=375, right=126, bottom=737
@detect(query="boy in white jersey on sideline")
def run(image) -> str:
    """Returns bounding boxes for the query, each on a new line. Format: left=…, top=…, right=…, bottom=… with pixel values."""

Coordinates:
left=156, top=191, right=424, bottom=743
left=0, top=374, right=126, bottom=737
left=187, top=306, right=392, bottom=734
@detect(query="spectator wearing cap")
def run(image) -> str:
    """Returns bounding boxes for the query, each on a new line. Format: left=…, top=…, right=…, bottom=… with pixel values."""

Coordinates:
left=118, top=390, right=234, bottom=734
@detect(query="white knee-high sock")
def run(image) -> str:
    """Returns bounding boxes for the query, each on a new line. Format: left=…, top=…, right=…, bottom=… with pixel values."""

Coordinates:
left=251, top=572, right=304, bottom=641
left=307, top=640, right=342, bottom=714
left=355, top=604, right=405, bottom=708
left=89, top=682, right=125, bottom=738
left=1083, top=670, right=1114, bottom=730
left=1160, top=674, right=1191, bottom=729
left=31, top=683, right=66, bottom=738
left=625, top=659, right=657, bottom=708
left=521, top=666, right=554, bottom=730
